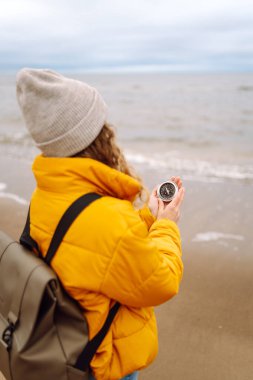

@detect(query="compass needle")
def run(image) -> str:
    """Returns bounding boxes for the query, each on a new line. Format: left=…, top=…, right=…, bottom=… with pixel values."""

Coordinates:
left=157, top=181, right=178, bottom=202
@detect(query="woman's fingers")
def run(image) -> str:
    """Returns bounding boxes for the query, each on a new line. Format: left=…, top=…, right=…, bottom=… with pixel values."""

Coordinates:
left=170, top=176, right=182, bottom=189
left=170, top=187, right=185, bottom=208
left=151, top=185, right=159, bottom=197
left=158, top=197, right=165, bottom=211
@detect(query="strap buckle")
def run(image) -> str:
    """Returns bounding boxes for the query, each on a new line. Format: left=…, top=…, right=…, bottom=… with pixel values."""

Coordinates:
left=2, top=322, right=15, bottom=351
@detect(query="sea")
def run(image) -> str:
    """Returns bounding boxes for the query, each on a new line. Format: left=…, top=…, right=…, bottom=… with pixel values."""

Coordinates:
left=0, top=72, right=253, bottom=185
left=0, top=72, right=253, bottom=249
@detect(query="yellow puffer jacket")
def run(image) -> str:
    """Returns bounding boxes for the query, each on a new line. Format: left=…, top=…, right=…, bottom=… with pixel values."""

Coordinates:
left=30, top=154, right=183, bottom=380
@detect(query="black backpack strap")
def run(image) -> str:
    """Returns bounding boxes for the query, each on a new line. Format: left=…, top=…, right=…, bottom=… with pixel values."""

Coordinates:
left=44, top=192, right=102, bottom=265
left=75, top=301, right=121, bottom=371
left=20, top=205, right=42, bottom=258
left=20, top=193, right=102, bottom=263
left=20, top=192, right=121, bottom=372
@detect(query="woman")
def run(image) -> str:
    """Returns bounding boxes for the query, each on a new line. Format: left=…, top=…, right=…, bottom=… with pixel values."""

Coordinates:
left=16, top=68, right=185, bottom=380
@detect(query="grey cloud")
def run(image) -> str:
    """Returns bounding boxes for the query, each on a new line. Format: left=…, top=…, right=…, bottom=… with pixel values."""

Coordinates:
left=0, top=0, right=252, bottom=72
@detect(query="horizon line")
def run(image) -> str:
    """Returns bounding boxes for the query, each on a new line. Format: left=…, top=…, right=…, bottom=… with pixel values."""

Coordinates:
left=0, top=64, right=252, bottom=75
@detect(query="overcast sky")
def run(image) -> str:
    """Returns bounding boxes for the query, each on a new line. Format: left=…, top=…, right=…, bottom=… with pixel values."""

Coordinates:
left=0, top=0, right=252, bottom=72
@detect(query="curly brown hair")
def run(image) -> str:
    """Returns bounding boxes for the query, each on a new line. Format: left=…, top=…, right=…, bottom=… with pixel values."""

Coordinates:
left=72, top=123, right=148, bottom=205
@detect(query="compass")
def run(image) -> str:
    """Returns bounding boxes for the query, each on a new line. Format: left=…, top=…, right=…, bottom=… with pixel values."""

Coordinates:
left=157, top=181, right=178, bottom=202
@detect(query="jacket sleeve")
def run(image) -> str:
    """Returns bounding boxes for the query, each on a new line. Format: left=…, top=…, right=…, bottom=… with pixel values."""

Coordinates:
left=100, top=217, right=183, bottom=307
left=138, top=205, right=156, bottom=229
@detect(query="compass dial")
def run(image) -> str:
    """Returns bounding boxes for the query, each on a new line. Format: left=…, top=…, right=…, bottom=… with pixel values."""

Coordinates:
left=158, top=181, right=178, bottom=202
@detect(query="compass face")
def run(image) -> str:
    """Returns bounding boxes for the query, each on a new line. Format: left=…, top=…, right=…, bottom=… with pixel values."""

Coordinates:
left=158, top=181, right=178, bottom=201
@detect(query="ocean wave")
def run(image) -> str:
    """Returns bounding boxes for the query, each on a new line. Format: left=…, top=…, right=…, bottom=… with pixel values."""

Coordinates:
left=1, top=134, right=253, bottom=183
left=0, top=183, right=7, bottom=191
left=192, top=232, right=245, bottom=242
left=120, top=135, right=215, bottom=146
left=126, top=152, right=253, bottom=182
left=0, top=182, right=28, bottom=205
left=0, top=131, right=32, bottom=145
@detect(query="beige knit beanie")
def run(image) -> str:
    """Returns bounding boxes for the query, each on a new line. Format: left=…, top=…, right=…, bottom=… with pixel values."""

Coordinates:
left=16, top=68, right=108, bottom=157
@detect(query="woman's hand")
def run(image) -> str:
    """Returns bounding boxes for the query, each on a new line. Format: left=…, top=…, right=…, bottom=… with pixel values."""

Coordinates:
left=157, top=186, right=185, bottom=223
left=148, top=176, right=185, bottom=223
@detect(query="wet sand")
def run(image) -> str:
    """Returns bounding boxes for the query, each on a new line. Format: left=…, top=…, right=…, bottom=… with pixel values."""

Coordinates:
left=0, top=158, right=253, bottom=380
left=141, top=245, right=253, bottom=380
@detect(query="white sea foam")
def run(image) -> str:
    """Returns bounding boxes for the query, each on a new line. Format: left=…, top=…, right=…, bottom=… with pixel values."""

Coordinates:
left=126, top=152, right=253, bottom=182
left=0, top=131, right=32, bottom=145
left=0, top=192, right=28, bottom=205
left=0, top=182, right=7, bottom=191
left=192, top=232, right=245, bottom=242
left=0, top=182, right=28, bottom=205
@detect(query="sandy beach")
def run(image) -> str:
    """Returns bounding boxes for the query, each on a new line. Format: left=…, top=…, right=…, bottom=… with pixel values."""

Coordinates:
left=0, top=156, right=253, bottom=380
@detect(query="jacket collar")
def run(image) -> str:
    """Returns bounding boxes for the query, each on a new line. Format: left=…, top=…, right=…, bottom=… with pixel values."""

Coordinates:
left=32, top=154, right=141, bottom=201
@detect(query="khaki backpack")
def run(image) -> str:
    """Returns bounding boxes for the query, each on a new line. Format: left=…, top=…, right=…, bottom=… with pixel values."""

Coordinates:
left=0, top=193, right=120, bottom=380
